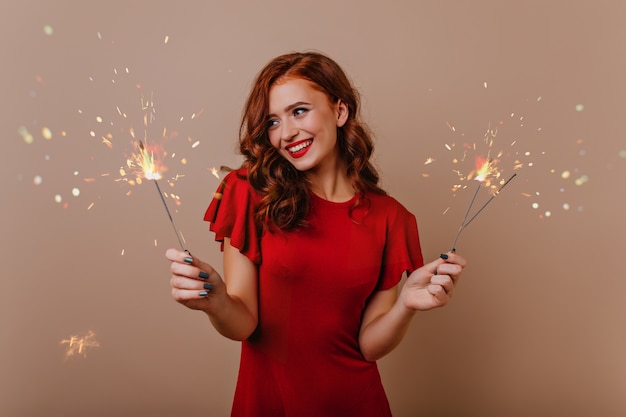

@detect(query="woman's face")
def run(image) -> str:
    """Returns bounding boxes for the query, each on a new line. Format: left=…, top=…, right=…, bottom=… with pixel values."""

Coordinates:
left=267, top=77, right=348, bottom=173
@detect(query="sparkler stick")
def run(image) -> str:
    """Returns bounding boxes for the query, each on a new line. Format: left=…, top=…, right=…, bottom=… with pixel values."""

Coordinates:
left=460, top=173, right=517, bottom=229
left=449, top=172, right=517, bottom=252
left=151, top=175, right=186, bottom=251
left=138, top=141, right=186, bottom=251
left=449, top=182, right=481, bottom=253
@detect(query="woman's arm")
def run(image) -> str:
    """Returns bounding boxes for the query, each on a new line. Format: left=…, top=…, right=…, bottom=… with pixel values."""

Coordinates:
left=358, top=253, right=466, bottom=361
left=166, top=237, right=258, bottom=341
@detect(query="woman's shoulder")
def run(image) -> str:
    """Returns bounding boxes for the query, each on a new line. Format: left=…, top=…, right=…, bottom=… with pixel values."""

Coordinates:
left=365, top=191, right=407, bottom=209
left=211, top=167, right=261, bottom=204
left=364, top=191, right=415, bottom=219
left=221, top=167, right=248, bottom=184
left=218, top=167, right=253, bottom=191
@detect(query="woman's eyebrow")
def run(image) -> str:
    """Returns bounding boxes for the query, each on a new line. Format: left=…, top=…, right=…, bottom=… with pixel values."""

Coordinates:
left=268, top=101, right=311, bottom=117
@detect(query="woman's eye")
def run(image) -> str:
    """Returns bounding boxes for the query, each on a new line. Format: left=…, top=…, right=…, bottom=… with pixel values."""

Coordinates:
left=293, top=107, right=308, bottom=117
left=267, top=119, right=279, bottom=129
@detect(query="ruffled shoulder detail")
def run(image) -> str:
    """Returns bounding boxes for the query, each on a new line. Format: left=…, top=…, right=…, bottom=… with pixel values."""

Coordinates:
left=204, top=168, right=262, bottom=264
left=368, top=194, right=424, bottom=291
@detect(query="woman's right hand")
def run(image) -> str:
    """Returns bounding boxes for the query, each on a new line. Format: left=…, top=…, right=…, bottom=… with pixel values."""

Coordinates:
left=166, top=240, right=259, bottom=341
left=165, top=248, right=224, bottom=313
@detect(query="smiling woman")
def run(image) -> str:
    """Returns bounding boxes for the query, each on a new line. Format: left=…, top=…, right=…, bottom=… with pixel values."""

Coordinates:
left=267, top=78, right=348, bottom=176
left=165, top=51, right=466, bottom=417
left=5, top=1, right=626, bottom=416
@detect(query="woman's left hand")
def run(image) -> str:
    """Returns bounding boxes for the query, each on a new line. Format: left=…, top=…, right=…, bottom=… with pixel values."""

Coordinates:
left=400, top=252, right=467, bottom=311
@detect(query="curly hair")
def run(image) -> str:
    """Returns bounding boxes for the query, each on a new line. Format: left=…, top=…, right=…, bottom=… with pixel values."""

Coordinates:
left=236, top=51, right=386, bottom=230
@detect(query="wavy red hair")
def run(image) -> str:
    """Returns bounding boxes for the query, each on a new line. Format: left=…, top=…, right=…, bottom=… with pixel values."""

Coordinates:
left=235, top=51, right=385, bottom=230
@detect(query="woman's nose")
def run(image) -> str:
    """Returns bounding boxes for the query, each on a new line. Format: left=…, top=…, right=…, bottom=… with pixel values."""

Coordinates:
left=280, top=119, right=298, bottom=141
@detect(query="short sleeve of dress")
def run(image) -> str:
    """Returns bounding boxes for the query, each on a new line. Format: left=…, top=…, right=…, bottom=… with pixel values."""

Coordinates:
left=203, top=168, right=262, bottom=265
left=377, top=199, right=424, bottom=291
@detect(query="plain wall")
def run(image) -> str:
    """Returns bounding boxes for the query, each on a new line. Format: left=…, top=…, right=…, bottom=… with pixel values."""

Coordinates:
left=2, top=1, right=625, bottom=416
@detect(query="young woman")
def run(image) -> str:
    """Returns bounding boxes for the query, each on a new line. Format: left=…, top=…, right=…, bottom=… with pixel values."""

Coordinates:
left=166, top=51, right=466, bottom=417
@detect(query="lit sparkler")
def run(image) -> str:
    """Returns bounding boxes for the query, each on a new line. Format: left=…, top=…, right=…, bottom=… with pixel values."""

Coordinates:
left=134, top=139, right=187, bottom=251
left=449, top=156, right=517, bottom=252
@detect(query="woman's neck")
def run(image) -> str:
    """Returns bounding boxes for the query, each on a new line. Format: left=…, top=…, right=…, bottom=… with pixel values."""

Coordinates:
left=307, top=162, right=355, bottom=203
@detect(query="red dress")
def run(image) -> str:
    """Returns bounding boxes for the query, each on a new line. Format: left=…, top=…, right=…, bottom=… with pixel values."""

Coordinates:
left=205, top=169, right=424, bottom=417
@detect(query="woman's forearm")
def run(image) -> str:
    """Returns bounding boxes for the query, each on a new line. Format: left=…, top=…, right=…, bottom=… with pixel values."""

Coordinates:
left=206, top=293, right=258, bottom=341
left=358, top=299, right=416, bottom=362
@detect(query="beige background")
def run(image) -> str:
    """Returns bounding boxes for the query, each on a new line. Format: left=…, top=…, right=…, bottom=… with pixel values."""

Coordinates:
left=2, top=1, right=625, bottom=416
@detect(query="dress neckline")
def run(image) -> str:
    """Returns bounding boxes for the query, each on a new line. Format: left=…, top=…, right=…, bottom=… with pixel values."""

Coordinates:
left=310, top=191, right=361, bottom=208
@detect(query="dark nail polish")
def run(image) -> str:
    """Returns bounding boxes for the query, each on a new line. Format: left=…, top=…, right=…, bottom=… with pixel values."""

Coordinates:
left=440, top=253, right=449, bottom=260
left=203, top=283, right=213, bottom=291
left=198, top=291, right=208, bottom=297
left=184, top=257, right=193, bottom=264
left=199, top=271, right=210, bottom=279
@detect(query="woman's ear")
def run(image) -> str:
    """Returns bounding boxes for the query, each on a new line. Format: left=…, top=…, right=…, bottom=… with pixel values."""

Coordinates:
left=336, top=100, right=349, bottom=128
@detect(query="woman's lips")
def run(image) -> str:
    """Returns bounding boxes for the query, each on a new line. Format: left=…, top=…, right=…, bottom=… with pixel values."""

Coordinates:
left=285, top=139, right=312, bottom=158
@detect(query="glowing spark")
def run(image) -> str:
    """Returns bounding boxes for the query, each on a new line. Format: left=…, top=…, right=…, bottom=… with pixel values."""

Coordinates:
left=574, top=175, right=589, bottom=186
left=60, top=330, right=100, bottom=359
left=42, top=127, right=52, bottom=140
left=210, top=167, right=220, bottom=179
left=101, top=136, right=113, bottom=148
left=18, top=126, right=34, bottom=144
left=424, top=157, right=435, bottom=165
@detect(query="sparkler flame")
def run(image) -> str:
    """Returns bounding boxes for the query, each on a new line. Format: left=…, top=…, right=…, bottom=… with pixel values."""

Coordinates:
left=124, top=129, right=167, bottom=183
left=470, top=154, right=502, bottom=190
left=137, top=141, right=162, bottom=180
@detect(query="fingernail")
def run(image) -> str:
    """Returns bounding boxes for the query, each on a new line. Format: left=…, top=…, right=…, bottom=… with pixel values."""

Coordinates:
left=199, top=271, right=210, bottom=279
left=184, top=257, right=193, bottom=264
left=203, top=283, right=213, bottom=291
left=198, top=291, right=208, bottom=297
left=440, top=253, right=449, bottom=260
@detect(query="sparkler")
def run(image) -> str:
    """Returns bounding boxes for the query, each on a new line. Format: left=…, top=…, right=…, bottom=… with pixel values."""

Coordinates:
left=136, top=140, right=187, bottom=251
left=449, top=157, right=517, bottom=252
